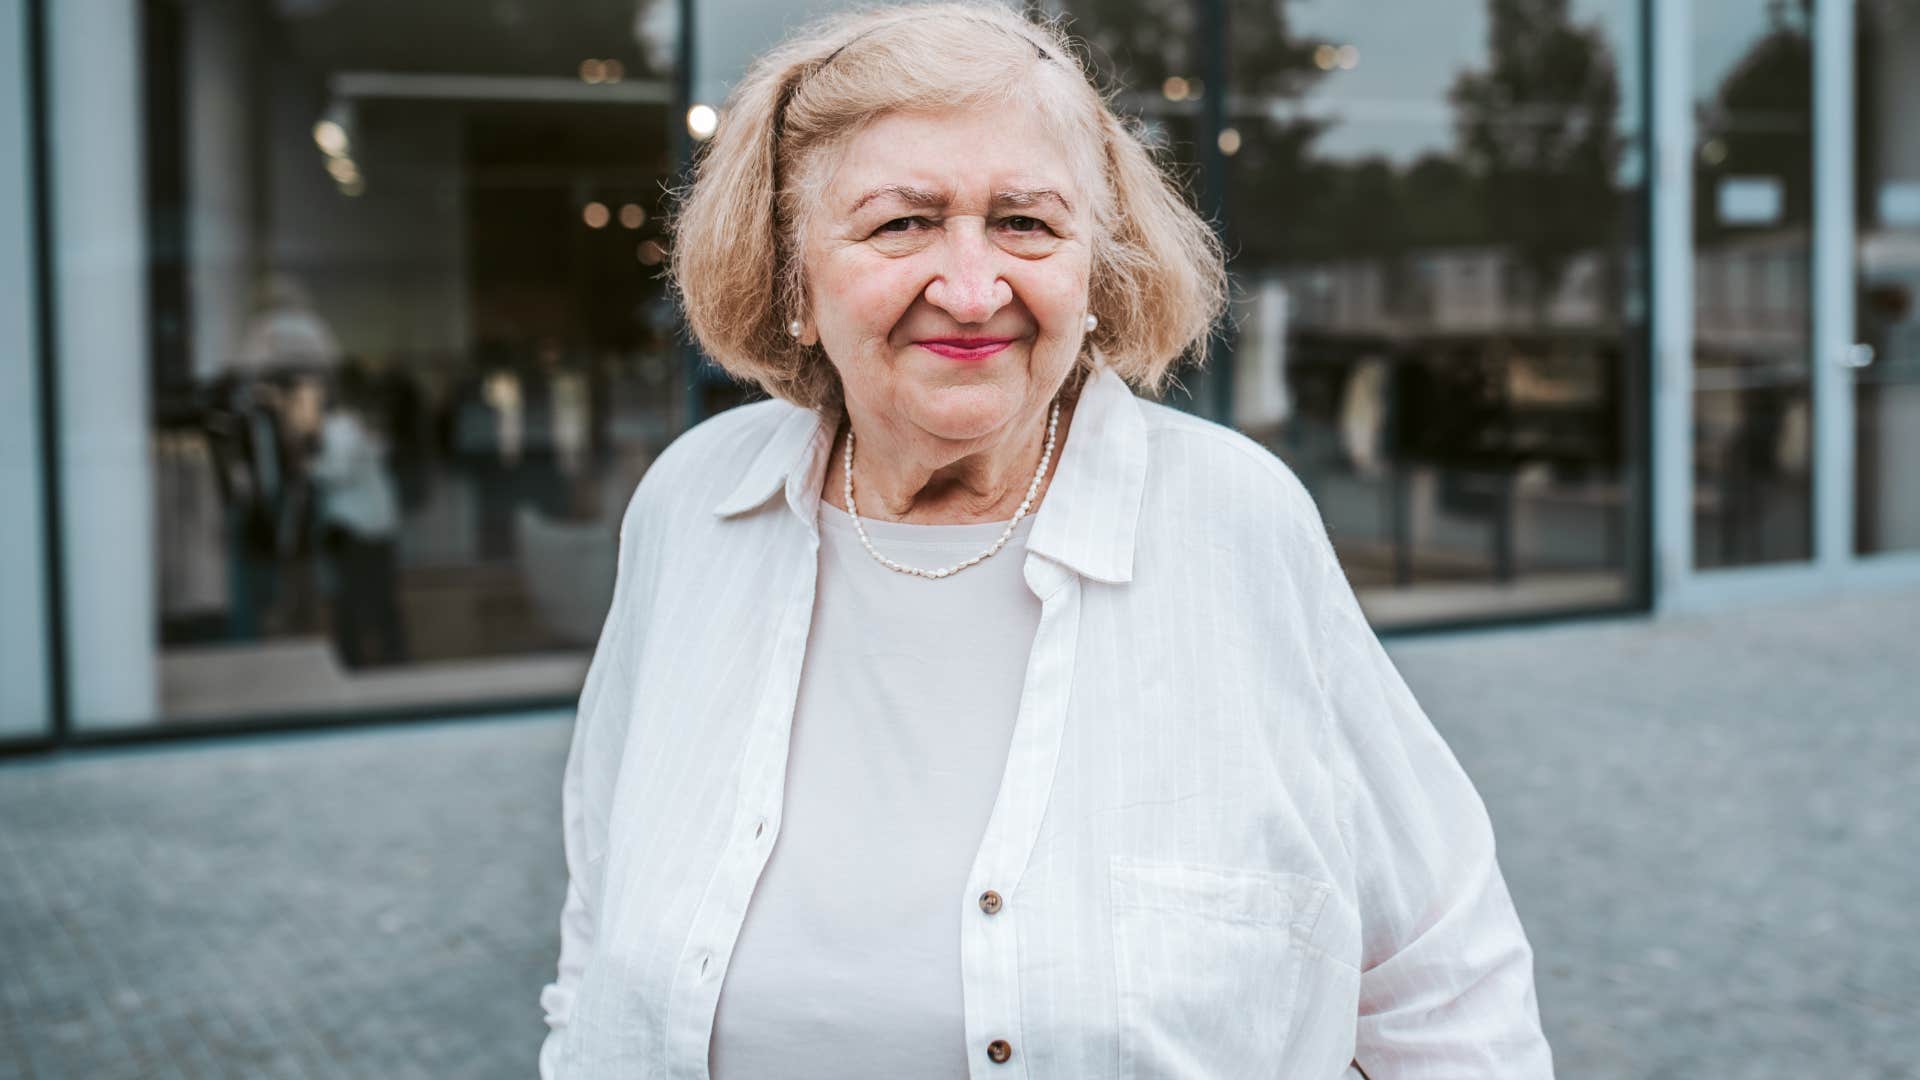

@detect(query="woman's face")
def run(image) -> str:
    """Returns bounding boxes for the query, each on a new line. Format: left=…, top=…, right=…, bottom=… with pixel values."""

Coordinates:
left=801, top=101, right=1094, bottom=446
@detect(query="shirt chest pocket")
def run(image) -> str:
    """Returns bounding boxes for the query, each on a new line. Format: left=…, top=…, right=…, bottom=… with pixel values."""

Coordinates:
left=1109, top=854, right=1332, bottom=1080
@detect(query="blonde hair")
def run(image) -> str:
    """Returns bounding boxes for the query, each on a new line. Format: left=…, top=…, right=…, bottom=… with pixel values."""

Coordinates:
left=670, top=1, right=1227, bottom=414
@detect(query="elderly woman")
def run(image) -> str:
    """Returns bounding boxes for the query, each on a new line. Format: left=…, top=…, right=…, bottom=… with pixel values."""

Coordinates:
left=538, top=5, right=1552, bottom=1078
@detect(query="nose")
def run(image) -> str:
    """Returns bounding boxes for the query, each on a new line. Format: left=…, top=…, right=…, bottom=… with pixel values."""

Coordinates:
left=923, top=224, right=1012, bottom=325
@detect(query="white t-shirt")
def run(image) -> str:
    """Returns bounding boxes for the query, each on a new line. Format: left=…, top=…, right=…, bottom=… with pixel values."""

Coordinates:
left=707, top=500, right=1041, bottom=1080
left=309, top=411, right=399, bottom=539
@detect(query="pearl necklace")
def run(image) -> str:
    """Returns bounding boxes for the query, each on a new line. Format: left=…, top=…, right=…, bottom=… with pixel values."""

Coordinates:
left=842, top=399, right=1060, bottom=579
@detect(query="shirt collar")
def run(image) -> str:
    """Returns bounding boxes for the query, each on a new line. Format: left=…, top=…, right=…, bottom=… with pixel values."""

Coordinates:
left=708, top=398, right=833, bottom=534
left=711, top=364, right=1149, bottom=584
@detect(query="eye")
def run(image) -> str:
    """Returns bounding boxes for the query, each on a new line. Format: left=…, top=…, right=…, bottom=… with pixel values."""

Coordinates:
left=875, top=216, right=928, bottom=234
left=1000, top=215, right=1047, bottom=233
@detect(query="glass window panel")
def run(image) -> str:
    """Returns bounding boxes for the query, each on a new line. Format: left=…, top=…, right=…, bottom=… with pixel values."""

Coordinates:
left=1855, top=0, right=1920, bottom=555
left=1065, top=0, right=1210, bottom=273
left=1222, top=0, right=1647, bottom=628
left=1691, top=0, right=1814, bottom=568
left=1064, top=0, right=1219, bottom=412
left=124, top=0, right=1658, bottom=726
left=138, top=0, right=684, bottom=726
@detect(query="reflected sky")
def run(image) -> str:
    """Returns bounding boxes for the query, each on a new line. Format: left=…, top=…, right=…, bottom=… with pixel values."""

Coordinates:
left=695, top=0, right=1643, bottom=167
left=694, top=0, right=872, bottom=105
left=1693, top=0, right=1807, bottom=103
left=1288, top=0, right=1640, bottom=164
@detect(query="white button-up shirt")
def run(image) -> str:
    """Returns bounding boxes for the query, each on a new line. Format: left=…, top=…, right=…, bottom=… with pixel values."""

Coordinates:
left=538, top=365, right=1553, bottom=1079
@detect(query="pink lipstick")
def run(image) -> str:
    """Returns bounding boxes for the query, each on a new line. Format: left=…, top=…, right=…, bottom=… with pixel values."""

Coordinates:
left=917, top=337, right=1014, bottom=362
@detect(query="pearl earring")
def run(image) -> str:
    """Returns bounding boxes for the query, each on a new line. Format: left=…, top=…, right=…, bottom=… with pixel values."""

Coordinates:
left=1084, top=312, right=1099, bottom=333
left=787, top=319, right=804, bottom=339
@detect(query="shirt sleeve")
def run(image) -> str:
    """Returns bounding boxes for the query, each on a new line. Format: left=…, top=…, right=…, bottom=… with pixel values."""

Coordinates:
left=1312, top=535, right=1554, bottom=1079
left=537, top=488, right=653, bottom=1080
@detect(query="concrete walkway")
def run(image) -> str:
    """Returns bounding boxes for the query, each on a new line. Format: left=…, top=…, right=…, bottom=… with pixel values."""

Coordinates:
left=3, top=586, right=1916, bottom=1079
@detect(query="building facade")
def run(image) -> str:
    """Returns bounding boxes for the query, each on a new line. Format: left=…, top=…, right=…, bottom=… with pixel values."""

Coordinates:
left=2, top=0, right=1916, bottom=746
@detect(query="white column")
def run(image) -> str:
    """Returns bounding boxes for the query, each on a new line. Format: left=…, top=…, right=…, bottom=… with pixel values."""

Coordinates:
left=1650, top=0, right=1695, bottom=608
left=0, top=0, right=52, bottom=739
left=49, top=0, right=160, bottom=728
left=1811, top=0, right=1856, bottom=568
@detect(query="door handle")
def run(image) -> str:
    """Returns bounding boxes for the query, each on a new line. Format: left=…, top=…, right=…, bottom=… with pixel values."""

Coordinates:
left=1838, top=343, right=1876, bottom=369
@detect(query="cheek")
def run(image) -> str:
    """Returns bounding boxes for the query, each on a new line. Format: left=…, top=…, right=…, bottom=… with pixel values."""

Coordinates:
left=1014, top=263, right=1092, bottom=331
left=817, top=252, right=925, bottom=335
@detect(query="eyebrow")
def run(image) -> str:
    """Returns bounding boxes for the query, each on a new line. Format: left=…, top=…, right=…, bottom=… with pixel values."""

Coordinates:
left=846, top=185, right=1076, bottom=216
left=848, top=184, right=948, bottom=215
left=992, top=188, right=1074, bottom=214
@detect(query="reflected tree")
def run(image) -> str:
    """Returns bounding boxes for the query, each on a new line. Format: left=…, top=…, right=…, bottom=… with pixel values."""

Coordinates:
left=1400, top=154, right=1492, bottom=249
left=1067, top=0, right=1320, bottom=98
left=1450, top=0, right=1623, bottom=322
left=1692, top=0, right=1813, bottom=244
left=1067, top=0, right=1328, bottom=251
left=1065, top=0, right=1194, bottom=91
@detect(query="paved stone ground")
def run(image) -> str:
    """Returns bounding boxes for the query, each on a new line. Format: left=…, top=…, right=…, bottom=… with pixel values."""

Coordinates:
left=2, top=585, right=1916, bottom=1079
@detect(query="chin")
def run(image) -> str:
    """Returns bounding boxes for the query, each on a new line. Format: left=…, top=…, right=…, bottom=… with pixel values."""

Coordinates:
left=909, top=382, right=1025, bottom=443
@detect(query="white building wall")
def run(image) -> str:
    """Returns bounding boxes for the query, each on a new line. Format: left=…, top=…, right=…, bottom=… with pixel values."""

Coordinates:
left=0, top=0, right=51, bottom=739
left=49, top=0, right=159, bottom=728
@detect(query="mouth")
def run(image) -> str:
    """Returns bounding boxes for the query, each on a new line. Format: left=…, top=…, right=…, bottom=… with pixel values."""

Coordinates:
left=915, top=337, right=1016, bottom=362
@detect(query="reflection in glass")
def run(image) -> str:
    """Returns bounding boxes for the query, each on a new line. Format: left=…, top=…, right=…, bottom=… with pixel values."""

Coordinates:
left=1064, top=0, right=1218, bottom=415
left=144, top=0, right=684, bottom=724
left=1855, top=0, right=1920, bottom=554
left=1690, top=0, right=1814, bottom=568
left=136, top=0, right=1658, bottom=724
left=1216, top=0, right=1645, bottom=627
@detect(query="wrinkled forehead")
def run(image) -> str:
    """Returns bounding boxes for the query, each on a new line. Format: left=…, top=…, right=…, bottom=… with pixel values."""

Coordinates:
left=792, top=82, right=1107, bottom=233
left=821, top=102, right=1091, bottom=219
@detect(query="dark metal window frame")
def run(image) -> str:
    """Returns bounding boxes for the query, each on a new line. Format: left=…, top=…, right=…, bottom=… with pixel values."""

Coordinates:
left=8, top=0, right=66, bottom=758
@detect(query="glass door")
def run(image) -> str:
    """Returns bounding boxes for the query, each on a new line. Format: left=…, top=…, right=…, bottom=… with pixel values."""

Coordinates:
left=1661, top=0, right=1920, bottom=606
left=1854, top=0, right=1920, bottom=555
left=1689, top=0, right=1816, bottom=570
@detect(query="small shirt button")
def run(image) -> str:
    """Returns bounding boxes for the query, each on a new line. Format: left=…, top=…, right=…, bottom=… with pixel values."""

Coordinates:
left=987, top=1039, right=1013, bottom=1064
left=978, top=890, right=1003, bottom=915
